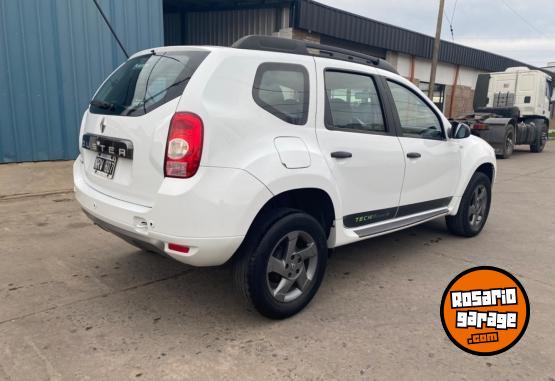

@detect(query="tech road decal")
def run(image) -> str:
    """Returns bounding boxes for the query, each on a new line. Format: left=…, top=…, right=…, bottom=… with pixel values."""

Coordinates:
left=440, top=266, right=530, bottom=356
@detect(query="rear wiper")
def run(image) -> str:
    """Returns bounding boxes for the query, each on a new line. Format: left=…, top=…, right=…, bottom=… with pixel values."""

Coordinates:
left=148, top=50, right=186, bottom=65
left=124, top=76, right=192, bottom=115
left=90, top=100, right=115, bottom=110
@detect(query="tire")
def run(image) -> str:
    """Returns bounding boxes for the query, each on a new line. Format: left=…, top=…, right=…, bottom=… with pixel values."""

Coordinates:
left=446, top=172, right=491, bottom=237
left=497, top=125, right=514, bottom=159
left=530, top=119, right=548, bottom=153
left=232, top=208, right=328, bottom=319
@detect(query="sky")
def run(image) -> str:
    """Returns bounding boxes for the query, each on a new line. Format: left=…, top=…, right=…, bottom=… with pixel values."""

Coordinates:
left=318, top=0, right=555, bottom=67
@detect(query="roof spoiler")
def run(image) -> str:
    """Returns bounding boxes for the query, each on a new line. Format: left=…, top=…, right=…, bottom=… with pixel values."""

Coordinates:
left=232, top=35, right=398, bottom=74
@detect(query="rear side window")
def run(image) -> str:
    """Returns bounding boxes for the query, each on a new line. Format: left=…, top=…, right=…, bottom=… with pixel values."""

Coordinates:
left=324, top=71, right=386, bottom=133
left=90, top=51, right=209, bottom=117
left=253, top=63, right=309, bottom=125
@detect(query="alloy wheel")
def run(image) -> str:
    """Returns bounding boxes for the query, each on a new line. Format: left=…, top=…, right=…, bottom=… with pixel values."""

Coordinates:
left=468, top=184, right=488, bottom=229
left=266, top=231, right=318, bottom=303
left=506, top=132, right=514, bottom=155
left=540, top=130, right=548, bottom=148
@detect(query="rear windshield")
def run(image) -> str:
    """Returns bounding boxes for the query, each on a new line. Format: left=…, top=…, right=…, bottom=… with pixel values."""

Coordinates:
left=90, top=51, right=209, bottom=117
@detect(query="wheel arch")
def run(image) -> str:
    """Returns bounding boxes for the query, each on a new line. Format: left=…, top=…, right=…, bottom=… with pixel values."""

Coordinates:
left=245, top=188, right=337, bottom=241
left=457, top=159, right=496, bottom=196
left=450, top=154, right=496, bottom=216
left=475, top=162, right=495, bottom=184
left=455, top=134, right=498, bottom=197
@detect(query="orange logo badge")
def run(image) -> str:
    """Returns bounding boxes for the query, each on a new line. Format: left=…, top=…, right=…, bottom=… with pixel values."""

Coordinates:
left=440, top=266, right=529, bottom=356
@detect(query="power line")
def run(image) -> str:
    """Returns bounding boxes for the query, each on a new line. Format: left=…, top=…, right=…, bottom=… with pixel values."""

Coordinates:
left=443, top=0, right=458, bottom=42
left=92, top=0, right=129, bottom=58
left=443, top=11, right=454, bottom=41
left=443, top=10, right=451, bottom=24
left=450, top=0, right=458, bottom=25
left=498, top=0, right=549, bottom=38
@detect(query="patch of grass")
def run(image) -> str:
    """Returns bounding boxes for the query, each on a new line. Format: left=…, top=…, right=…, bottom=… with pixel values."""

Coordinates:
left=549, top=130, right=555, bottom=139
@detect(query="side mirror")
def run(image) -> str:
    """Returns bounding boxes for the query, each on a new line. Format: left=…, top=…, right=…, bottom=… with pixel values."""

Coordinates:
left=452, top=123, right=471, bottom=139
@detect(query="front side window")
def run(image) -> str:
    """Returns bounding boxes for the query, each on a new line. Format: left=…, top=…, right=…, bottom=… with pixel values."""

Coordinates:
left=90, top=51, right=209, bottom=117
left=324, top=71, right=386, bottom=133
left=387, top=80, right=444, bottom=140
left=253, top=63, right=309, bottom=125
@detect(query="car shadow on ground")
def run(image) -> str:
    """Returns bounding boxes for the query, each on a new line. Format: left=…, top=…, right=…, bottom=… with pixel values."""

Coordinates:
left=506, top=147, right=533, bottom=157
left=87, top=218, right=456, bottom=330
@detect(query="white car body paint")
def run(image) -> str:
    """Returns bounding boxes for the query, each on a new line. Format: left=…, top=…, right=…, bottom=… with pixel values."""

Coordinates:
left=74, top=45, right=496, bottom=266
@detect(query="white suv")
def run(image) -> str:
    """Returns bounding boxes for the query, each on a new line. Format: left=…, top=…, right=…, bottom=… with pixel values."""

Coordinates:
left=74, top=36, right=496, bottom=318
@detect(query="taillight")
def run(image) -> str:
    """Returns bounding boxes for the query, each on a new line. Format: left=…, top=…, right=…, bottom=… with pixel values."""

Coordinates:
left=164, top=112, right=203, bottom=178
left=473, top=123, right=489, bottom=130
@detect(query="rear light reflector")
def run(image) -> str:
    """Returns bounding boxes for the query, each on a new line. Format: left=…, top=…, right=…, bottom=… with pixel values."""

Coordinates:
left=164, top=112, right=203, bottom=178
left=168, top=243, right=190, bottom=254
left=472, top=123, right=489, bottom=130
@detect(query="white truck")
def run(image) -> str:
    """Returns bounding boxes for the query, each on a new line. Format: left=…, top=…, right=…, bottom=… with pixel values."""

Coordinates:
left=455, top=67, right=552, bottom=158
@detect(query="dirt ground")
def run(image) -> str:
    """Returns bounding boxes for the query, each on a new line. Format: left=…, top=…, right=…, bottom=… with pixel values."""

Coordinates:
left=1, top=146, right=554, bottom=380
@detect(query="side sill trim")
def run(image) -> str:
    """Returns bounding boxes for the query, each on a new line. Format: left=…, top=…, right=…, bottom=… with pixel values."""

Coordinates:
left=353, top=207, right=449, bottom=238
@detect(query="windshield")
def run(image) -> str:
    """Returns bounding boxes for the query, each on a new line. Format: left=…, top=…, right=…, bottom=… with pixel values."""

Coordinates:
left=90, top=51, right=209, bottom=117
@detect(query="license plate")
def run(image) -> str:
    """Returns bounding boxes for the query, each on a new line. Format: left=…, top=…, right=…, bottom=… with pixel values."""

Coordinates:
left=93, top=153, right=118, bottom=179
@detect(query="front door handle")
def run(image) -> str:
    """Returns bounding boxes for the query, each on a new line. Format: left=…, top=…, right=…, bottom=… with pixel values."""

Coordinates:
left=331, top=151, right=353, bottom=159
left=406, top=152, right=422, bottom=159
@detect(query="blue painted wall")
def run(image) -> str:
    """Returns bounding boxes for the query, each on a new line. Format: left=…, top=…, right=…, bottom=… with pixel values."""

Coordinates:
left=0, top=0, right=164, bottom=163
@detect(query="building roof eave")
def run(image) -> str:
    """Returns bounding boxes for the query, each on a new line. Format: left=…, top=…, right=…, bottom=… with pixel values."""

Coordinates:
left=293, top=0, right=544, bottom=73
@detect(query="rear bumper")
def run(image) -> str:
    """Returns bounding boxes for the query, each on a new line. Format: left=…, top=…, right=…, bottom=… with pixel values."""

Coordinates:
left=82, top=207, right=243, bottom=266
left=83, top=209, right=166, bottom=254
left=73, top=159, right=270, bottom=266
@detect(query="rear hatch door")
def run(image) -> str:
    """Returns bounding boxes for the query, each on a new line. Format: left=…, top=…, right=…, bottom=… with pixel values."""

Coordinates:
left=80, top=49, right=209, bottom=207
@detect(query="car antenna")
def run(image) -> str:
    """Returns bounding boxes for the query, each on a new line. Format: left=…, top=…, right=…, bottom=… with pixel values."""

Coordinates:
left=91, top=0, right=130, bottom=59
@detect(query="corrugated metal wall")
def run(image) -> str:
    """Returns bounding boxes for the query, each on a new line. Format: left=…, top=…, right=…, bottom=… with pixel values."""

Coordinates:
left=320, top=35, right=387, bottom=59
left=296, top=0, right=531, bottom=73
left=164, top=12, right=183, bottom=46
left=0, top=0, right=163, bottom=163
left=184, top=8, right=283, bottom=46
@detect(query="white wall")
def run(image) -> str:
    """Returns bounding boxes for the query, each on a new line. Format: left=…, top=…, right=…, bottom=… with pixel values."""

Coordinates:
left=458, top=67, right=483, bottom=89
left=387, top=51, right=484, bottom=89
left=391, top=52, right=411, bottom=78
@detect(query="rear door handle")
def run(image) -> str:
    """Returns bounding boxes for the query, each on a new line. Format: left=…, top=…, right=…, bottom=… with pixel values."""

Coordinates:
left=406, top=152, right=421, bottom=159
left=331, top=151, right=352, bottom=159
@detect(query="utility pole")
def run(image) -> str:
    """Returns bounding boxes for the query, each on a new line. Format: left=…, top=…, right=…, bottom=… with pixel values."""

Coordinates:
left=428, top=0, right=445, bottom=99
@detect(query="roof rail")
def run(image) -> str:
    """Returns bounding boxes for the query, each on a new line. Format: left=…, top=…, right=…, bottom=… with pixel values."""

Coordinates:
left=232, top=35, right=398, bottom=74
